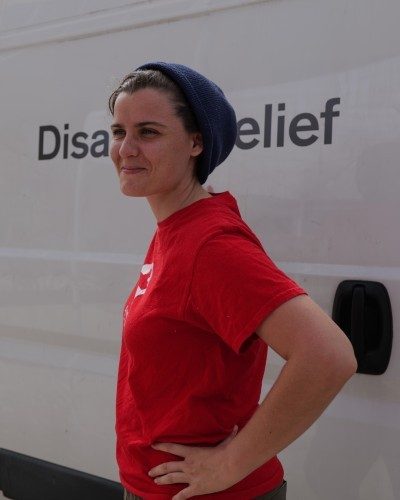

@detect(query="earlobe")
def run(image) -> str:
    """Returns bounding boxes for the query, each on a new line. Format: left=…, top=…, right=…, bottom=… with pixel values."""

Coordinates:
left=191, top=133, right=204, bottom=157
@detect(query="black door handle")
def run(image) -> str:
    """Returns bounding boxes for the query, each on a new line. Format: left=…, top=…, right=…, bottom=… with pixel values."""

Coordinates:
left=350, top=285, right=365, bottom=361
left=332, top=280, right=392, bottom=375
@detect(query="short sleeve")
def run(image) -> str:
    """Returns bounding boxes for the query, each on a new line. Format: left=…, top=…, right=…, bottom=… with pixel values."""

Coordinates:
left=186, top=233, right=308, bottom=354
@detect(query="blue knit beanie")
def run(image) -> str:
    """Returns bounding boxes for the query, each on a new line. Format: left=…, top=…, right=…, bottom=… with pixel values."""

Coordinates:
left=135, top=62, right=237, bottom=185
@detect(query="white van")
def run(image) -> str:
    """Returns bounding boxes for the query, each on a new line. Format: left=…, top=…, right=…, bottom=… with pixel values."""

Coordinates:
left=0, top=1, right=398, bottom=499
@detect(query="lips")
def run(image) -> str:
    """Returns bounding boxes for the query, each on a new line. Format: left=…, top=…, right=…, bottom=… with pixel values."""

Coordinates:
left=121, top=166, right=146, bottom=173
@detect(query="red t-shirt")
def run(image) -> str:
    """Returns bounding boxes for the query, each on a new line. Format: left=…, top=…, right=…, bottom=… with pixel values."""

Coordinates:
left=116, top=192, right=307, bottom=499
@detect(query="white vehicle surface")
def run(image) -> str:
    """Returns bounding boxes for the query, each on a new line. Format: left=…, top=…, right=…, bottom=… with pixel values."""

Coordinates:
left=0, top=1, right=398, bottom=499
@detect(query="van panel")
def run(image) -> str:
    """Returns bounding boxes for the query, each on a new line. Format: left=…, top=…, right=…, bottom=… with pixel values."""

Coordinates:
left=1, top=1, right=399, bottom=498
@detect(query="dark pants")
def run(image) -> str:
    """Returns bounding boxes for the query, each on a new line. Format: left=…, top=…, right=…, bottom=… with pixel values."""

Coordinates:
left=123, top=479, right=287, bottom=499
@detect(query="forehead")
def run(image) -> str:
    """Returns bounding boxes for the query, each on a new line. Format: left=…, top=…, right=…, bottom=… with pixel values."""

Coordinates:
left=113, top=88, right=178, bottom=124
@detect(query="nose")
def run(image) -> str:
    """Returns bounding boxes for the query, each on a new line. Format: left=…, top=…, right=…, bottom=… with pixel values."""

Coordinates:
left=118, top=135, right=140, bottom=158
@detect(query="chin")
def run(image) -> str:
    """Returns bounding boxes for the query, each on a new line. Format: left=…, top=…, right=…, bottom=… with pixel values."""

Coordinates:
left=120, top=183, right=147, bottom=197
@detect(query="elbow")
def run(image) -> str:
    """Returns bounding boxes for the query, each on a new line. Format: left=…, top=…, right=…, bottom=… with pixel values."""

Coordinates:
left=341, top=351, right=358, bottom=380
left=310, top=333, right=358, bottom=385
left=349, top=350, right=358, bottom=375
left=327, top=327, right=358, bottom=381
left=329, top=343, right=358, bottom=383
left=340, top=333, right=358, bottom=378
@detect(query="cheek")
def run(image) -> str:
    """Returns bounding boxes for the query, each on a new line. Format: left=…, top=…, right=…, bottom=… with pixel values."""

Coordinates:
left=110, top=141, right=120, bottom=166
left=160, top=137, right=192, bottom=167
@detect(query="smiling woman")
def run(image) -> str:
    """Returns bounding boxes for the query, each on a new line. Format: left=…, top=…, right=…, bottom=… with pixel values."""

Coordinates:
left=110, top=88, right=204, bottom=208
left=108, top=62, right=356, bottom=500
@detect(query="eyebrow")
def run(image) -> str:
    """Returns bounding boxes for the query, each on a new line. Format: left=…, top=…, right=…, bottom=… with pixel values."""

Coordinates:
left=111, top=121, right=167, bottom=129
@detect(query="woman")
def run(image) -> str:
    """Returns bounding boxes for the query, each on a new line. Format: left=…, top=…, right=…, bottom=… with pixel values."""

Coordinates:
left=109, top=62, right=357, bottom=500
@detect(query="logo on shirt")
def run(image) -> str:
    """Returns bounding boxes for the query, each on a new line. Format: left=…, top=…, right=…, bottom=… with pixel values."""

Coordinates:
left=134, top=263, right=154, bottom=298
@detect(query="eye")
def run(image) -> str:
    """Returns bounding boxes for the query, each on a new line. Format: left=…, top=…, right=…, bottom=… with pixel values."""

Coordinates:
left=111, top=128, right=125, bottom=137
left=141, top=128, right=158, bottom=136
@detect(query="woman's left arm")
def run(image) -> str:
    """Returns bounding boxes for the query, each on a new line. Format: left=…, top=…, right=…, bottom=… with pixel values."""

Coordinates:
left=224, top=293, right=358, bottom=480
left=149, top=294, right=357, bottom=499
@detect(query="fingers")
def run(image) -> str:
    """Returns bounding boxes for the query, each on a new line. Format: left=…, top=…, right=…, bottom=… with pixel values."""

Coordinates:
left=220, top=425, right=239, bottom=445
left=148, top=460, right=184, bottom=478
left=152, top=426, right=239, bottom=457
left=148, top=433, right=239, bottom=500
left=152, top=471, right=187, bottom=485
left=228, top=425, right=239, bottom=437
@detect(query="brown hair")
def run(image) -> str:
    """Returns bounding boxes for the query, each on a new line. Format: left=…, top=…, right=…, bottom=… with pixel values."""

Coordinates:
left=108, top=69, right=199, bottom=134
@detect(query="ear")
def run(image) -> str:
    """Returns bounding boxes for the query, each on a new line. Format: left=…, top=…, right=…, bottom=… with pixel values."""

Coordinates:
left=190, top=132, right=203, bottom=158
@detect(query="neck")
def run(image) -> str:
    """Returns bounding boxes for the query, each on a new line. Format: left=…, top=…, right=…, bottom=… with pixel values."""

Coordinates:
left=146, top=181, right=212, bottom=223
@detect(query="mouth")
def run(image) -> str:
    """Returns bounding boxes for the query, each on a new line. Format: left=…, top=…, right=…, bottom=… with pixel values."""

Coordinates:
left=121, top=167, right=146, bottom=174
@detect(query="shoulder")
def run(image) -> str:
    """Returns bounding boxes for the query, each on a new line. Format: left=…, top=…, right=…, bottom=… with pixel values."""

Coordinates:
left=195, top=231, right=265, bottom=265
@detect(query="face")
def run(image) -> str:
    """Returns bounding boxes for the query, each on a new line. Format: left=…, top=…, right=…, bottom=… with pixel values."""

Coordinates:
left=110, top=88, right=203, bottom=198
